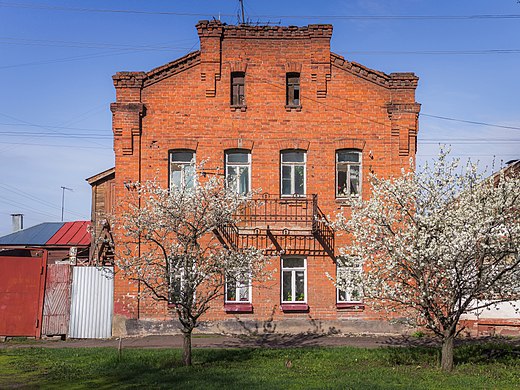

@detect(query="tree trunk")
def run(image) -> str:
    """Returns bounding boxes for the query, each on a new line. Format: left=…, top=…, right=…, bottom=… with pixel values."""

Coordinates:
left=440, top=334, right=455, bottom=372
left=182, top=330, right=192, bottom=366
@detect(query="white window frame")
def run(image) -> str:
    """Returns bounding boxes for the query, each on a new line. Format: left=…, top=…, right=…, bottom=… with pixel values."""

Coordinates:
left=281, top=257, right=307, bottom=303
left=336, top=263, right=363, bottom=303
left=280, top=150, right=306, bottom=197
left=169, top=150, right=195, bottom=190
left=225, top=273, right=252, bottom=303
left=225, top=150, right=251, bottom=195
left=336, top=149, right=362, bottom=198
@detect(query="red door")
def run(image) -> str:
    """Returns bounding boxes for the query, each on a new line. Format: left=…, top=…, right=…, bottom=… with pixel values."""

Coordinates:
left=0, top=251, right=47, bottom=337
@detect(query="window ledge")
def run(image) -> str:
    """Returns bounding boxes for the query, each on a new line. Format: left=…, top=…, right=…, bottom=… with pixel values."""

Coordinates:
left=281, top=303, right=309, bottom=312
left=336, top=302, right=365, bottom=311
left=230, top=104, right=247, bottom=112
left=285, top=104, right=302, bottom=112
left=224, top=303, right=253, bottom=313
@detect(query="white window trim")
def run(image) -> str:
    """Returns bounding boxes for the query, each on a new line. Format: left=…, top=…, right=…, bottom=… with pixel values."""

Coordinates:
left=225, top=150, right=252, bottom=195
left=280, top=151, right=306, bottom=197
left=169, top=151, right=196, bottom=190
left=281, top=257, right=307, bottom=304
left=336, top=264, right=363, bottom=303
left=225, top=274, right=252, bottom=303
left=336, top=150, right=362, bottom=198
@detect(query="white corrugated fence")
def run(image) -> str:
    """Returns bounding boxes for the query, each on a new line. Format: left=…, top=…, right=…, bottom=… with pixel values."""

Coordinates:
left=69, top=266, right=114, bottom=339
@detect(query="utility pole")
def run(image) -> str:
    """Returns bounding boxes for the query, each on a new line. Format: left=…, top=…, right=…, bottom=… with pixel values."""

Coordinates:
left=60, top=186, right=73, bottom=222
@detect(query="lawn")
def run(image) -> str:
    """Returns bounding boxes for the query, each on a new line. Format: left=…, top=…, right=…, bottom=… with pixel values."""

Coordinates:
left=0, top=343, right=519, bottom=389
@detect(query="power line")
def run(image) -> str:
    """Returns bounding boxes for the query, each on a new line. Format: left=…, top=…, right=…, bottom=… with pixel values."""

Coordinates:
left=346, top=49, right=520, bottom=56
left=0, top=122, right=109, bottom=132
left=0, top=141, right=111, bottom=149
left=1, top=2, right=520, bottom=21
left=420, top=114, right=520, bottom=131
left=0, top=36, right=195, bottom=51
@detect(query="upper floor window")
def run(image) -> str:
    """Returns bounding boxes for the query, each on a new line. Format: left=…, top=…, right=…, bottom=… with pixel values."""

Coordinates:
left=225, top=150, right=251, bottom=195
left=231, top=72, right=245, bottom=106
left=169, top=150, right=195, bottom=190
left=286, top=73, right=300, bottom=107
left=281, top=150, right=306, bottom=196
left=336, top=150, right=361, bottom=197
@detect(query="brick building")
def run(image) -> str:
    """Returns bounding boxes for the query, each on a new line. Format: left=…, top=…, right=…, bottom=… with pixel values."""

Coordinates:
left=110, top=20, right=420, bottom=336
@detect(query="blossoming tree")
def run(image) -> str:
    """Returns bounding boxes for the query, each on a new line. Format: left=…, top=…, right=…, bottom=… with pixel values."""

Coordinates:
left=333, top=151, right=520, bottom=371
left=116, top=169, right=269, bottom=366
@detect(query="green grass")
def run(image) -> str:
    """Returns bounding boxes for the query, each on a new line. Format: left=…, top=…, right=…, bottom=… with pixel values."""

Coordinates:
left=0, top=343, right=519, bottom=389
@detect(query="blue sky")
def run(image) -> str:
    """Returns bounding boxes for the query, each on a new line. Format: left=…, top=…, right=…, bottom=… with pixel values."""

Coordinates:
left=0, top=0, right=519, bottom=235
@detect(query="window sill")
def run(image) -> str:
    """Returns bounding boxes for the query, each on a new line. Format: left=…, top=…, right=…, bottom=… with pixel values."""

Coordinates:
left=224, top=303, right=253, bottom=313
left=281, top=303, right=309, bottom=312
left=336, top=302, right=365, bottom=311
left=230, top=105, right=247, bottom=112
left=335, top=197, right=360, bottom=206
left=285, top=104, right=302, bottom=112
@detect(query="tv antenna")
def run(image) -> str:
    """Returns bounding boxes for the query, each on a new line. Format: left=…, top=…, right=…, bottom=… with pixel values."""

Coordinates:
left=239, top=0, right=246, bottom=24
left=60, top=186, right=73, bottom=221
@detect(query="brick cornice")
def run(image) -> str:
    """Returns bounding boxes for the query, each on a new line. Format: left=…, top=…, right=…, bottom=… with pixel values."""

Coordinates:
left=331, top=53, right=419, bottom=89
left=110, top=103, right=145, bottom=115
left=112, top=72, right=146, bottom=88
left=144, top=51, right=201, bottom=87
left=196, top=20, right=332, bottom=40
left=386, top=103, right=421, bottom=116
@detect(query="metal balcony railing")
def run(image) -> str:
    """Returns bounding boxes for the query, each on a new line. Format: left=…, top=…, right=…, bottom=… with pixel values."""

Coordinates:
left=215, top=194, right=334, bottom=258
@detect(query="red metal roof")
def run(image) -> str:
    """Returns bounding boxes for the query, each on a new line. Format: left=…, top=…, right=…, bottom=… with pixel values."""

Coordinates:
left=46, top=221, right=90, bottom=246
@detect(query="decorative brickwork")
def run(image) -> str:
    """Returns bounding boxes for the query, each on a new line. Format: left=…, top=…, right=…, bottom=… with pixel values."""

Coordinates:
left=111, top=20, right=421, bottom=335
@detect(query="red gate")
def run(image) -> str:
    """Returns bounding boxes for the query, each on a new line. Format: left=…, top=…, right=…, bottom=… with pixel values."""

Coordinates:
left=0, top=250, right=47, bottom=337
left=42, top=264, right=71, bottom=337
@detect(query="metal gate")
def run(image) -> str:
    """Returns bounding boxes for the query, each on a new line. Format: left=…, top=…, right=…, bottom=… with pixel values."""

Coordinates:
left=42, top=264, right=71, bottom=337
left=68, top=266, right=113, bottom=338
left=0, top=252, right=47, bottom=337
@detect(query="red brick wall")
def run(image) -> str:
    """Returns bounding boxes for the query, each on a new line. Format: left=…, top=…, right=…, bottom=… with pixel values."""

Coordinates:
left=111, top=21, right=420, bottom=327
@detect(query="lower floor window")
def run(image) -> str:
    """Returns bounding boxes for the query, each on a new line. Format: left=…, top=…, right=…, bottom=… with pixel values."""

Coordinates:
left=282, top=257, right=307, bottom=303
left=225, top=275, right=251, bottom=303
left=337, top=262, right=363, bottom=303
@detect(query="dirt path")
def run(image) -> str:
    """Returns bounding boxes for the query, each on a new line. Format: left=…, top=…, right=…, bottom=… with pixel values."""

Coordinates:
left=1, top=333, right=517, bottom=350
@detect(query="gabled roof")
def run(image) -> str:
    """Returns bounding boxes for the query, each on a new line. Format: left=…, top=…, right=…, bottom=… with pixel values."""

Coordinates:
left=86, top=167, right=115, bottom=185
left=47, top=221, right=90, bottom=246
left=0, top=222, right=63, bottom=245
left=0, top=221, right=90, bottom=247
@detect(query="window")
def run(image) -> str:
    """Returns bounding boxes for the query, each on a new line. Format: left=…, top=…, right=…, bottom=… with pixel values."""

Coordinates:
left=169, top=150, right=195, bottom=190
left=231, top=72, right=245, bottom=106
left=336, top=150, right=361, bottom=197
left=225, top=150, right=251, bottom=195
left=337, top=262, right=363, bottom=303
left=281, top=150, right=306, bottom=196
left=286, top=73, right=300, bottom=106
left=282, top=257, right=307, bottom=303
left=225, top=274, right=251, bottom=303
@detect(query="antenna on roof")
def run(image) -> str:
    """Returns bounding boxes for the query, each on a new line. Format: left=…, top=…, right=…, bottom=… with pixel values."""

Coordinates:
left=239, top=0, right=245, bottom=24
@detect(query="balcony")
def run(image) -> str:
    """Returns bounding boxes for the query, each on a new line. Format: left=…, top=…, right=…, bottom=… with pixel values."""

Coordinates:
left=215, top=194, right=334, bottom=258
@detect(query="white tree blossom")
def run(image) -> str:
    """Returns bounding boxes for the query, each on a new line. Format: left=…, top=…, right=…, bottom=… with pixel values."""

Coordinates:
left=115, top=166, right=270, bottom=366
left=333, top=149, right=520, bottom=372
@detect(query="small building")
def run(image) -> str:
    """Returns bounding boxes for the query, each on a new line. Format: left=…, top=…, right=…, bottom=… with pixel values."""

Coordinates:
left=0, top=221, right=113, bottom=339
